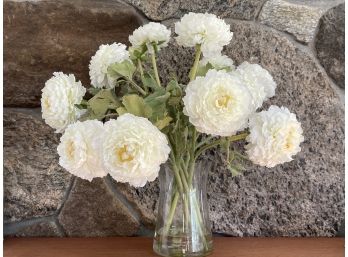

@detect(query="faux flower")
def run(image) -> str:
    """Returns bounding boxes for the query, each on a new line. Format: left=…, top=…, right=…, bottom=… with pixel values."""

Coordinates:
left=41, top=72, right=86, bottom=133
left=175, top=12, right=233, bottom=57
left=89, top=43, right=130, bottom=88
left=199, top=55, right=235, bottom=71
left=246, top=106, right=304, bottom=168
left=102, top=113, right=170, bottom=187
left=129, top=22, right=171, bottom=52
left=57, top=120, right=107, bottom=181
left=183, top=70, right=253, bottom=136
left=236, top=62, right=276, bottom=110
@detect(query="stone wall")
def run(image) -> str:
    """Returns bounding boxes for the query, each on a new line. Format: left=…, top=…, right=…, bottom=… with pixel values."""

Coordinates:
left=4, top=0, right=345, bottom=237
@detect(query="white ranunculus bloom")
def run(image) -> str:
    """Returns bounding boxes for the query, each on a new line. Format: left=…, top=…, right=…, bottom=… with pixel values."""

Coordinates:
left=129, top=22, right=171, bottom=52
left=236, top=62, right=276, bottom=110
left=89, top=43, right=130, bottom=88
left=246, top=105, right=304, bottom=168
left=183, top=70, right=253, bottom=136
left=41, top=72, right=86, bottom=133
left=199, top=54, right=235, bottom=71
left=103, top=113, right=170, bottom=187
left=57, top=120, right=107, bottom=181
left=175, top=12, right=233, bottom=57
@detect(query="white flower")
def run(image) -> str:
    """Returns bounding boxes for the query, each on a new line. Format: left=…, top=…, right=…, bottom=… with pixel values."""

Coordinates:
left=89, top=43, right=129, bottom=88
left=103, top=113, right=170, bottom=187
left=246, top=106, right=304, bottom=168
left=129, top=22, right=171, bottom=52
left=236, top=62, right=276, bottom=110
left=175, top=12, right=233, bottom=57
left=183, top=70, right=253, bottom=136
left=41, top=72, right=86, bottom=133
left=57, top=120, right=107, bottom=181
left=199, top=55, right=235, bottom=71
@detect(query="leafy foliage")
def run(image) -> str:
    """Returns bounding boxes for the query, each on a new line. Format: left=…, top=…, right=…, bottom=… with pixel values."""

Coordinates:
left=108, top=60, right=136, bottom=81
left=119, top=94, right=152, bottom=118
left=83, top=89, right=120, bottom=120
left=195, top=63, right=214, bottom=77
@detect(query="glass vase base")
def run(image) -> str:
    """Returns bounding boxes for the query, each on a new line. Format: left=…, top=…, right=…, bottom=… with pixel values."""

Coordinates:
left=153, top=231, right=213, bottom=257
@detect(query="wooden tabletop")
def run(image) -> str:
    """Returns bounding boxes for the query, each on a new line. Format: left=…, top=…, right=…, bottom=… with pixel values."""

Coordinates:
left=4, top=237, right=344, bottom=257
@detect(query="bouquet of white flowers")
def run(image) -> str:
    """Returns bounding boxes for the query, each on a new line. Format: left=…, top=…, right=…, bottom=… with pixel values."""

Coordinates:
left=41, top=12, right=304, bottom=257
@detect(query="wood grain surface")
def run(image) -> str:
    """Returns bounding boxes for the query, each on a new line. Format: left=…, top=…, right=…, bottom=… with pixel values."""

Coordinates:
left=4, top=237, right=344, bottom=257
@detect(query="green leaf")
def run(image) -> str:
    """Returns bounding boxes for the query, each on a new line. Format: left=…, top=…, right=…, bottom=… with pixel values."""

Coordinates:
left=155, top=116, right=173, bottom=130
left=227, top=160, right=246, bottom=177
left=122, top=94, right=152, bottom=118
left=108, top=60, right=136, bottom=80
left=195, top=63, right=214, bottom=77
left=129, top=45, right=147, bottom=60
left=88, top=87, right=101, bottom=96
left=145, top=89, right=170, bottom=120
left=87, top=89, right=121, bottom=119
left=228, top=166, right=241, bottom=177
left=116, top=107, right=128, bottom=116
left=168, top=97, right=182, bottom=106
left=141, top=73, right=159, bottom=90
left=75, top=100, right=88, bottom=110
left=166, top=80, right=182, bottom=96
left=75, top=104, right=86, bottom=110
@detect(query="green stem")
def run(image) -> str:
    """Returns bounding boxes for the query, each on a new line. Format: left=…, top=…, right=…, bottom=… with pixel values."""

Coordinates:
left=182, top=194, right=190, bottom=231
left=234, top=150, right=249, bottom=160
left=187, top=156, right=195, bottom=188
left=185, top=153, right=191, bottom=171
left=180, top=160, right=189, bottom=181
left=179, top=166, right=189, bottom=193
left=151, top=52, right=162, bottom=87
left=163, top=191, right=179, bottom=234
left=172, top=163, right=184, bottom=194
left=189, top=44, right=202, bottom=82
left=188, top=127, right=197, bottom=187
left=127, top=79, right=146, bottom=96
left=195, top=132, right=249, bottom=160
left=137, top=59, right=144, bottom=78
left=196, top=135, right=214, bottom=150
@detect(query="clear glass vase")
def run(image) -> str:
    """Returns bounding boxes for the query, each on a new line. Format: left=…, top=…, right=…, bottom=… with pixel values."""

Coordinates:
left=153, top=161, right=213, bottom=257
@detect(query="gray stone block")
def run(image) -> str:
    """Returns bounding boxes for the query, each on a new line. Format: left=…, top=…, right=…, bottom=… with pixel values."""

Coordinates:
left=58, top=178, right=140, bottom=236
left=126, top=0, right=267, bottom=21
left=4, top=109, right=72, bottom=223
left=117, top=19, right=344, bottom=236
left=315, top=3, right=345, bottom=88
left=4, top=0, right=143, bottom=107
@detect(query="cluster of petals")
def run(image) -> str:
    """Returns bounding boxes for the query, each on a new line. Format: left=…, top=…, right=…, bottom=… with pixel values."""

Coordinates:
left=246, top=106, right=304, bottom=168
left=129, top=22, right=171, bottom=52
left=57, top=114, right=170, bottom=187
left=183, top=70, right=253, bottom=136
left=175, top=12, right=233, bottom=57
left=199, top=55, right=235, bottom=71
left=41, top=72, right=86, bottom=133
left=89, top=43, right=130, bottom=88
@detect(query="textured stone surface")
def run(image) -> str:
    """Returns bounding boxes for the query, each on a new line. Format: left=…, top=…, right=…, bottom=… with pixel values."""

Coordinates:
left=126, top=0, right=267, bottom=21
left=113, top=179, right=160, bottom=228
left=4, top=0, right=344, bottom=237
left=11, top=221, right=62, bottom=237
left=4, top=0, right=143, bottom=107
left=315, top=3, right=345, bottom=88
left=259, top=0, right=325, bottom=43
left=118, top=19, right=344, bottom=236
left=58, top=178, right=140, bottom=236
left=4, top=109, right=72, bottom=223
